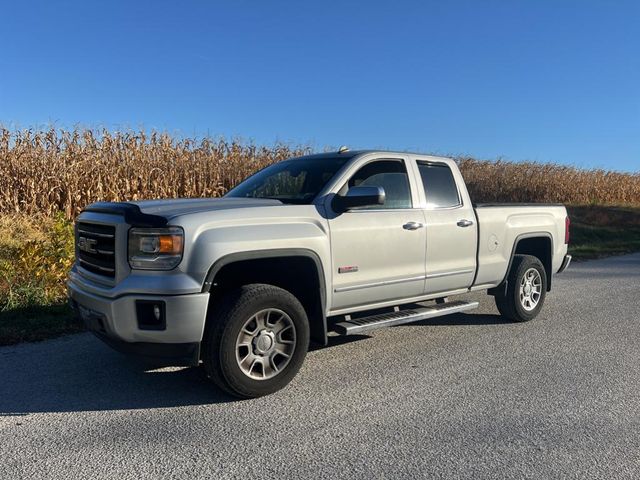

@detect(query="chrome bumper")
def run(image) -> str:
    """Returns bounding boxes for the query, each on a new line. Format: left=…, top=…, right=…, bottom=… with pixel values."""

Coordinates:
left=557, top=254, right=572, bottom=273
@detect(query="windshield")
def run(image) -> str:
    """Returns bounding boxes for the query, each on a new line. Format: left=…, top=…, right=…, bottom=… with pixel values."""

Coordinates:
left=225, top=156, right=349, bottom=204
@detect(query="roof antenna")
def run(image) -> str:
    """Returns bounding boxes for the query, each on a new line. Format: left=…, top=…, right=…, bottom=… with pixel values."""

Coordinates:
left=338, top=145, right=349, bottom=153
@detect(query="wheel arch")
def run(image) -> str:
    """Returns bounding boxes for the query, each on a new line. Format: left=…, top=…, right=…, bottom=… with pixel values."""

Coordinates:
left=491, top=232, right=554, bottom=295
left=202, top=249, right=328, bottom=346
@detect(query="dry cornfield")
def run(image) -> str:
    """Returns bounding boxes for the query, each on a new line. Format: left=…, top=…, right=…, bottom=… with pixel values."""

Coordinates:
left=1, top=127, right=638, bottom=218
left=458, top=157, right=640, bottom=206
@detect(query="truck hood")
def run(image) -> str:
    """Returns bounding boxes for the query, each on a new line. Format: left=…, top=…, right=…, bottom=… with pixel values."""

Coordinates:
left=82, top=198, right=284, bottom=227
left=130, top=197, right=283, bottom=219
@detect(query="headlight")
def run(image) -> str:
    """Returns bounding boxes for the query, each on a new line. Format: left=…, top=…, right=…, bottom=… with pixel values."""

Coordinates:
left=128, top=227, right=184, bottom=270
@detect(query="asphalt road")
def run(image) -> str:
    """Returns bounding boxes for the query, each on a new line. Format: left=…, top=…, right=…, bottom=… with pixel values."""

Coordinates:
left=1, top=254, right=639, bottom=479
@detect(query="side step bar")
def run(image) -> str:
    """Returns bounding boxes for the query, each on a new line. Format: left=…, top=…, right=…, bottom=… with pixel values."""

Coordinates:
left=333, top=300, right=479, bottom=335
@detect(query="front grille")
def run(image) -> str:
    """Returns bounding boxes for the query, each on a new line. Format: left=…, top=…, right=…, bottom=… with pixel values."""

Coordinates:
left=76, top=222, right=116, bottom=278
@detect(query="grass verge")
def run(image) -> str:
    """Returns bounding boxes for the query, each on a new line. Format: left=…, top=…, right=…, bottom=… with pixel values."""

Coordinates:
left=0, top=304, right=82, bottom=346
left=568, top=206, right=640, bottom=260
left=0, top=214, right=76, bottom=346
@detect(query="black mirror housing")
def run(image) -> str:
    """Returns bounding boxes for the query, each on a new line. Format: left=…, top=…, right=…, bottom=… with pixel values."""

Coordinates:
left=333, top=186, right=386, bottom=212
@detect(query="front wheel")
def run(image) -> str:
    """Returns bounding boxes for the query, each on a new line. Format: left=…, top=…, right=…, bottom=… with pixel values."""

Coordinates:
left=202, top=284, right=310, bottom=398
left=495, top=254, right=547, bottom=322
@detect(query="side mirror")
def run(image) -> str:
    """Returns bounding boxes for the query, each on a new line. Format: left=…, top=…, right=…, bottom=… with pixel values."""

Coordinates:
left=333, top=186, right=386, bottom=212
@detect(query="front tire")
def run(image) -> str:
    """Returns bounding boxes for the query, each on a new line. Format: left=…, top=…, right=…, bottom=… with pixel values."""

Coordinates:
left=202, top=284, right=309, bottom=398
left=495, top=254, right=547, bottom=322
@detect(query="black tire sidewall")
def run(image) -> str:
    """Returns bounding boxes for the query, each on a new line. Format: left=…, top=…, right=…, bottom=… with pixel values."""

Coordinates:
left=509, top=256, right=547, bottom=322
left=216, top=285, right=309, bottom=398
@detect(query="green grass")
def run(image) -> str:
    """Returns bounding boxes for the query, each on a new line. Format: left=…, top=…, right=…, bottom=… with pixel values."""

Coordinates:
left=0, top=214, right=76, bottom=346
left=0, top=304, right=83, bottom=346
left=567, top=206, right=640, bottom=260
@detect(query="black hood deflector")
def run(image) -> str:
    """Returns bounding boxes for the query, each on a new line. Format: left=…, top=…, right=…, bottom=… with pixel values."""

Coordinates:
left=82, top=202, right=168, bottom=228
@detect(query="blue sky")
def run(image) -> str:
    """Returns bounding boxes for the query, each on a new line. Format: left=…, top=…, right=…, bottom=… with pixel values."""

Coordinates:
left=0, top=0, right=638, bottom=171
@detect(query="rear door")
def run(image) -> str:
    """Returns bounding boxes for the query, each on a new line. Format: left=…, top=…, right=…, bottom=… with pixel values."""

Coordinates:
left=413, top=160, right=478, bottom=294
left=326, top=156, right=427, bottom=311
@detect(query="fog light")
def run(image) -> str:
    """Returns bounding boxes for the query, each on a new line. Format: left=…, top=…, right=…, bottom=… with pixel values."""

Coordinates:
left=136, top=301, right=166, bottom=331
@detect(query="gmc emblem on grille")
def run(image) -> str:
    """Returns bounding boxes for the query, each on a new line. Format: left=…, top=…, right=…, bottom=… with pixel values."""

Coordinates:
left=78, top=236, right=98, bottom=254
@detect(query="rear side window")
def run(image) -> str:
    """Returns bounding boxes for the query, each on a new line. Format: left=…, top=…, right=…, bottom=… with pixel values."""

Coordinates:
left=417, top=163, right=461, bottom=208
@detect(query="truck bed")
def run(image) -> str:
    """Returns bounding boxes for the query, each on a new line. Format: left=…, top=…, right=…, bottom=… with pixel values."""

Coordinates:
left=472, top=203, right=568, bottom=288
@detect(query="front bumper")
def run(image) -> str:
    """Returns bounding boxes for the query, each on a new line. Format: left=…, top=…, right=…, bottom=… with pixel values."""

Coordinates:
left=68, top=279, right=209, bottom=366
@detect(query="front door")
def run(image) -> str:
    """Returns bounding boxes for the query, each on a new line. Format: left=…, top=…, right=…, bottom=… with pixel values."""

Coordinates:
left=327, top=158, right=427, bottom=311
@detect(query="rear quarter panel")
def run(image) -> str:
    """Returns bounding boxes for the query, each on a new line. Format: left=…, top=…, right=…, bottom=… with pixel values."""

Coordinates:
left=474, top=205, right=568, bottom=287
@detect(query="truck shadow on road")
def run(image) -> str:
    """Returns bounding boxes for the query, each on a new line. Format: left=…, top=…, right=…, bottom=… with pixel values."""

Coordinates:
left=0, top=334, right=238, bottom=415
left=0, top=331, right=375, bottom=414
left=0, top=311, right=508, bottom=415
left=404, top=312, right=510, bottom=327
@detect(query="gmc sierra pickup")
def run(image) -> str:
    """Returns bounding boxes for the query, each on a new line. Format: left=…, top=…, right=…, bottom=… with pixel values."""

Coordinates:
left=68, top=149, right=571, bottom=397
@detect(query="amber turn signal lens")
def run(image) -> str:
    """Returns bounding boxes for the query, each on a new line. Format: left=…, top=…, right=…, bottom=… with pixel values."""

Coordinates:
left=158, top=234, right=183, bottom=254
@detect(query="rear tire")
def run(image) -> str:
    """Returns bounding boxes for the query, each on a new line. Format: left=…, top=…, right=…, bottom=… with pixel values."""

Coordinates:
left=495, top=254, right=547, bottom=322
left=201, top=283, right=309, bottom=398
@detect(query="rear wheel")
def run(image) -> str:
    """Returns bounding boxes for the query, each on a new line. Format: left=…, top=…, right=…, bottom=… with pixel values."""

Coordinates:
left=495, top=254, right=547, bottom=322
left=202, top=283, right=309, bottom=398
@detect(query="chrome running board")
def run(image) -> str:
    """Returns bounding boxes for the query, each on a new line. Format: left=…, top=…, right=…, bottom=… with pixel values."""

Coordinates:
left=333, top=300, right=479, bottom=335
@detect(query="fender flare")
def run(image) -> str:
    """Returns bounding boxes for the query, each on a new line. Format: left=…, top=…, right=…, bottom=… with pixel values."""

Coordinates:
left=201, top=248, right=328, bottom=345
left=492, top=232, right=554, bottom=295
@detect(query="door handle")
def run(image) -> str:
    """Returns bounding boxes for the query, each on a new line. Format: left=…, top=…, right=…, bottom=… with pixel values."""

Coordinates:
left=403, top=221, right=424, bottom=230
left=457, top=219, right=474, bottom=227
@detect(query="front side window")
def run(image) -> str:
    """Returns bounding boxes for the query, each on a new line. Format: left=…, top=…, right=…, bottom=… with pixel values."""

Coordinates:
left=226, top=156, right=349, bottom=204
left=342, top=159, right=412, bottom=209
left=417, top=162, right=461, bottom=208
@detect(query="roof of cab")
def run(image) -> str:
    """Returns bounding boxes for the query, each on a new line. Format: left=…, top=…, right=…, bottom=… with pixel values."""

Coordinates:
left=290, top=149, right=452, bottom=162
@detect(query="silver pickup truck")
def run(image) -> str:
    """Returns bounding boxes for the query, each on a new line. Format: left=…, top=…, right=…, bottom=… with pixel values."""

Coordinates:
left=68, top=149, right=571, bottom=397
